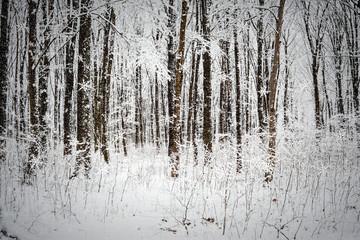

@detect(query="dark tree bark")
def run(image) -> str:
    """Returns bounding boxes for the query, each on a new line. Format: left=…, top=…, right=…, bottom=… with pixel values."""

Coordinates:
left=244, top=23, right=251, bottom=134
left=38, top=0, right=54, bottom=161
left=167, top=0, right=176, bottom=157
left=265, top=0, right=286, bottom=183
left=187, top=42, right=196, bottom=145
left=329, top=11, right=344, bottom=115
left=0, top=0, right=9, bottom=161
left=343, top=4, right=359, bottom=114
left=64, top=0, right=78, bottom=156
left=283, top=32, right=290, bottom=126
left=100, top=6, right=115, bottom=163
left=26, top=0, right=39, bottom=178
left=321, top=58, right=332, bottom=129
left=155, top=29, right=161, bottom=150
left=256, top=0, right=266, bottom=135
left=135, top=64, right=141, bottom=147
left=155, top=70, right=160, bottom=150
left=119, top=70, right=127, bottom=156
left=192, top=46, right=201, bottom=165
left=73, top=0, right=92, bottom=179
left=234, top=28, right=242, bottom=173
left=201, top=0, right=212, bottom=165
left=219, top=39, right=231, bottom=136
left=171, top=0, right=189, bottom=178
left=302, top=0, right=328, bottom=129
left=189, top=0, right=201, bottom=164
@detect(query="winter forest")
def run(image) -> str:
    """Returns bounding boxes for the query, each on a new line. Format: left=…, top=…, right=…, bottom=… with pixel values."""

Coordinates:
left=0, top=0, right=360, bottom=239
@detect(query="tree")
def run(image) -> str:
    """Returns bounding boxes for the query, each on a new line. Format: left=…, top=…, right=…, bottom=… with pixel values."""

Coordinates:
left=265, top=0, right=286, bottom=183
left=73, top=0, right=92, bottom=178
left=26, top=0, right=39, bottom=179
left=0, top=0, right=9, bottom=161
left=328, top=5, right=345, bottom=115
left=234, top=23, right=242, bottom=173
left=171, top=0, right=189, bottom=178
left=187, top=0, right=201, bottom=164
left=302, top=0, right=328, bottom=129
left=201, top=0, right=212, bottom=165
left=154, top=29, right=161, bottom=150
left=100, top=6, right=116, bottom=163
left=38, top=0, right=54, bottom=161
left=64, top=0, right=78, bottom=156
left=167, top=0, right=176, bottom=158
left=342, top=2, right=359, bottom=114
left=256, top=0, right=266, bottom=135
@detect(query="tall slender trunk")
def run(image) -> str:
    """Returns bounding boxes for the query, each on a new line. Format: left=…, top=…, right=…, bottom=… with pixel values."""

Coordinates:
left=64, top=0, right=78, bottom=156
left=187, top=42, right=196, bottom=145
left=283, top=33, right=290, bottom=126
left=256, top=0, right=265, bottom=135
left=74, top=0, right=92, bottom=179
left=245, top=25, right=250, bottom=133
left=135, top=64, right=141, bottom=147
left=322, top=59, right=331, bottom=129
left=0, top=0, right=9, bottom=161
left=265, top=0, right=286, bottom=183
left=201, top=0, right=212, bottom=165
left=219, top=39, right=231, bottom=136
left=302, top=1, right=327, bottom=129
left=38, top=0, right=54, bottom=161
left=167, top=0, right=176, bottom=157
left=192, top=46, right=200, bottom=165
left=171, top=0, right=189, bottom=177
left=26, top=0, right=39, bottom=179
left=100, top=6, right=115, bottom=163
left=234, top=28, right=242, bottom=173
left=155, top=69, right=160, bottom=149
left=155, top=28, right=161, bottom=150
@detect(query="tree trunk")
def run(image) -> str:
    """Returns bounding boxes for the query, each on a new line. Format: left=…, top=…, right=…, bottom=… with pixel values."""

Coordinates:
left=155, top=69, right=160, bottom=149
left=265, top=0, right=286, bottom=183
left=74, top=0, right=92, bottom=179
left=187, top=42, right=196, bottom=145
left=26, top=0, right=39, bottom=179
left=135, top=64, right=141, bottom=147
left=234, top=28, right=242, bottom=173
left=100, top=6, right=115, bottom=163
left=155, top=29, right=161, bottom=150
left=0, top=0, right=9, bottom=161
left=256, top=0, right=266, bottom=135
left=38, top=0, right=54, bottom=161
left=245, top=24, right=250, bottom=134
left=219, top=39, right=231, bottom=136
left=167, top=0, right=176, bottom=157
left=201, top=0, right=212, bottom=165
left=64, top=0, right=78, bottom=156
left=171, top=0, right=189, bottom=178
left=283, top=33, right=290, bottom=126
left=302, top=0, right=327, bottom=129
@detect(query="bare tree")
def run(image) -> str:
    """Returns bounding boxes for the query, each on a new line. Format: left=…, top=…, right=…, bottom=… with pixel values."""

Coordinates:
left=265, top=0, right=286, bottom=183
left=26, top=0, right=39, bottom=179
left=302, top=0, right=328, bottom=129
left=64, top=0, right=78, bottom=156
left=0, top=0, right=9, bottom=161
left=73, top=0, right=92, bottom=178
left=201, top=0, right=212, bottom=165
left=171, top=0, right=189, bottom=177
left=100, top=6, right=116, bottom=163
left=234, top=25, right=242, bottom=173
left=167, top=0, right=176, bottom=157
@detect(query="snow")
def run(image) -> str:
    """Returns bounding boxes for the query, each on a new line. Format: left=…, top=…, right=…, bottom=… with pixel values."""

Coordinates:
left=1, top=133, right=359, bottom=240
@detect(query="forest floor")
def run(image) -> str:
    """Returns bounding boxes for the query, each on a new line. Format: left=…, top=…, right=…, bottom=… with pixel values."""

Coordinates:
left=1, top=132, right=360, bottom=239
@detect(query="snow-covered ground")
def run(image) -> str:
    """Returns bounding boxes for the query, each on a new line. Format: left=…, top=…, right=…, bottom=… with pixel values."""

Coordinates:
left=1, top=131, right=360, bottom=239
